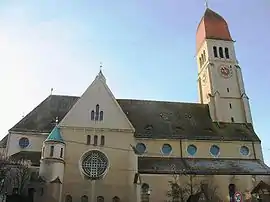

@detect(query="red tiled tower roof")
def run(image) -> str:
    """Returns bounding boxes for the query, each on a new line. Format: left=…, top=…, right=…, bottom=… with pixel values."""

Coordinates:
left=196, top=8, right=233, bottom=52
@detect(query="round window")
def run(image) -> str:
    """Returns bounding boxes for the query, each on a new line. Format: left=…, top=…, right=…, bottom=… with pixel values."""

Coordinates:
left=135, top=143, right=146, bottom=155
left=19, top=137, right=30, bottom=148
left=161, top=144, right=172, bottom=155
left=81, top=150, right=109, bottom=180
left=187, top=144, right=197, bottom=156
left=240, top=146, right=249, bottom=156
left=210, top=145, right=220, bottom=157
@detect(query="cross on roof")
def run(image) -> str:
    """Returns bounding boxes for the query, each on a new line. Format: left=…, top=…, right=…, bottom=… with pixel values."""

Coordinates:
left=204, top=0, right=209, bottom=8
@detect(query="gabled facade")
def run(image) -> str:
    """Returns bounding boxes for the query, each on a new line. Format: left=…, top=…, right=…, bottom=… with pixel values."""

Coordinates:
left=0, top=7, right=269, bottom=202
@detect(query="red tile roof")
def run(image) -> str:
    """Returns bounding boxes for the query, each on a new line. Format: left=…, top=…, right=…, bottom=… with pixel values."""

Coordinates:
left=196, top=8, right=233, bottom=52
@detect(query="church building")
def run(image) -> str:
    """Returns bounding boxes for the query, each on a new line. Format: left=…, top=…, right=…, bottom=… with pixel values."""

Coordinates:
left=1, top=7, right=270, bottom=202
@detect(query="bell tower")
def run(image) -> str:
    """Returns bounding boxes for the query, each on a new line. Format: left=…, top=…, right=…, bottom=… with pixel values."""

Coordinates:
left=196, top=8, right=252, bottom=124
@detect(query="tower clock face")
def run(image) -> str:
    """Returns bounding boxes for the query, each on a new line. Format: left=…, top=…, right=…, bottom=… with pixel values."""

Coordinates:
left=219, top=65, right=233, bottom=78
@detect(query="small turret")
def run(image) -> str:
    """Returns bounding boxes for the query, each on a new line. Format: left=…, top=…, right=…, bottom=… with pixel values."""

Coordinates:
left=39, top=126, right=65, bottom=202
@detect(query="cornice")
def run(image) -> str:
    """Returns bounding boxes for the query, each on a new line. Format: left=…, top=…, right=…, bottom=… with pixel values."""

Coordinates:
left=60, top=126, right=134, bottom=133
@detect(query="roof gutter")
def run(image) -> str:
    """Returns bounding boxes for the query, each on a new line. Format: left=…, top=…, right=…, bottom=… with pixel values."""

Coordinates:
left=8, top=130, right=49, bottom=135
left=252, top=141, right=257, bottom=160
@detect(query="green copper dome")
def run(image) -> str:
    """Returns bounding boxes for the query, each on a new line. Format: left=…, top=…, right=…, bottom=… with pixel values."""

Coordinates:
left=45, top=127, right=64, bottom=143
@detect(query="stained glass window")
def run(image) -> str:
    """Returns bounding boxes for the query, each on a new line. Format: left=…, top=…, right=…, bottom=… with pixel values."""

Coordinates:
left=81, top=150, right=109, bottom=180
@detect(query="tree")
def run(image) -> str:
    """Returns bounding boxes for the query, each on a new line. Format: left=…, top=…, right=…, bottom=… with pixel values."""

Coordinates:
left=0, top=154, right=31, bottom=196
left=0, top=155, right=9, bottom=194
left=167, top=174, right=200, bottom=202
left=167, top=174, right=221, bottom=202
left=199, top=177, right=221, bottom=202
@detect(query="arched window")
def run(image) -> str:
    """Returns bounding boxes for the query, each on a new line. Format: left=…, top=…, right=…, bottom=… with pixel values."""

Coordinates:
left=65, top=195, right=72, bottom=202
left=81, top=195, right=88, bottom=202
left=50, top=145, right=54, bottom=157
left=95, top=105, right=100, bottom=121
left=91, top=110, right=95, bottom=120
left=97, top=196, right=104, bottom=202
left=228, top=184, right=236, bottom=201
left=203, top=50, right=206, bottom=61
left=199, top=57, right=202, bottom=67
left=94, top=135, right=98, bottom=146
left=60, top=148, right=63, bottom=158
left=213, top=46, right=218, bottom=57
left=219, top=47, right=224, bottom=58
left=42, top=147, right=45, bottom=157
left=100, top=135, right=105, bottom=146
left=87, top=135, right=91, bottom=145
left=100, top=111, right=104, bottom=121
left=225, top=47, right=229, bottom=58
left=112, top=196, right=120, bottom=202
left=141, top=183, right=150, bottom=202
left=201, top=53, right=204, bottom=62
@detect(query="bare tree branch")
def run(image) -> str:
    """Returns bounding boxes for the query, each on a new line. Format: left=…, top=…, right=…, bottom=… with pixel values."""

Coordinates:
left=167, top=174, right=221, bottom=202
left=0, top=155, right=31, bottom=196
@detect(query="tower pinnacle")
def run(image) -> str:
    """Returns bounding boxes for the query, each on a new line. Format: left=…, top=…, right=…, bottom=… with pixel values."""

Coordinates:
left=204, top=0, right=209, bottom=8
left=99, top=62, right=103, bottom=72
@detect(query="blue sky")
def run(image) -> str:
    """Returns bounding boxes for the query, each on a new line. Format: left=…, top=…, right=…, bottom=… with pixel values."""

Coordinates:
left=0, top=0, right=269, bottom=162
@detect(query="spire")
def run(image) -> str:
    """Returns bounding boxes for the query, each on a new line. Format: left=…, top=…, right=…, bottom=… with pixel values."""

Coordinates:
left=45, top=126, right=64, bottom=143
left=95, top=62, right=106, bottom=83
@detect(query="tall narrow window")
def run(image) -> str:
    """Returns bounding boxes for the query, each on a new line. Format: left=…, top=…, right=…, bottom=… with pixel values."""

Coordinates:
left=112, top=196, right=120, bottom=202
left=66, top=195, right=72, bottom=202
left=91, top=110, right=95, bottom=120
left=42, top=147, right=45, bottom=157
left=97, top=196, right=104, bottom=202
left=95, top=105, right=100, bottom=121
left=203, top=50, right=206, bottom=61
left=100, top=111, right=104, bottom=121
left=213, top=46, right=218, bottom=57
left=100, top=135, right=105, bottom=146
left=201, top=54, right=204, bottom=62
left=87, top=135, right=91, bottom=145
left=229, top=103, right=232, bottom=109
left=60, top=148, right=63, bottom=158
left=228, top=184, right=236, bottom=202
left=141, top=183, right=150, bottom=202
left=94, top=135, right=98, bottom=146
left=227, top=88, right=230, bottom=93
left=231, top=117, right=235, bottom=122
left=219, top=47, right=224, bottom=58
left=199, top=57, right=202, bottom=67
left=50, top=145, right=54, bottom=157
left=225, top=47, right=229, bottom=58
left=81, top=195, right=88, bottom=202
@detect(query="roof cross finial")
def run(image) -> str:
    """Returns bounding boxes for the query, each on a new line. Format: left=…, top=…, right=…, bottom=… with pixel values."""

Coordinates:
left=99, top=62, right=103, bottom=72
left=50, top=88, right=53, bottom=95
left=204, top=0, right=209, bottom=8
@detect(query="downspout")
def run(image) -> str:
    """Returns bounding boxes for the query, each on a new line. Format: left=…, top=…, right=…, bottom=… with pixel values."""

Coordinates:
left=180, top=139, right=183, bottom=158
left=252, top=141, right=257, bottom=160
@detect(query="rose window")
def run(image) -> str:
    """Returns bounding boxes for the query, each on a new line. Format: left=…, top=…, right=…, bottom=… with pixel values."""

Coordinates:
left=81, top=150, right=109, bottom=180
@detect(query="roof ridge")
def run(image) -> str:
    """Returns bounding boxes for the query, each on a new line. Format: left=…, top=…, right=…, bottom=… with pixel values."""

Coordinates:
left=117, top=98, right=206, bottom=105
